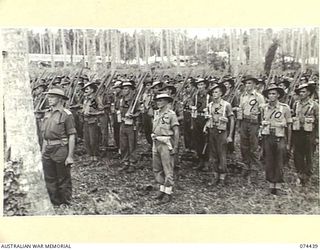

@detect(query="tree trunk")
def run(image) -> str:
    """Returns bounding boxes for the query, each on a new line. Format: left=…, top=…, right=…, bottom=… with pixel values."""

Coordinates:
left=166, top=30, right=171, bottom=65
left=160, top=29, right=164, bottom=66
left=49, top=30, right=55, bottom=68
left=145, top=30, right=150, bottom=66
left=194, top=36, right=198, bottom=56
left=301, top=29, right=306, bottom=71
left=248, top=28, right=262, bottom=75
left=135, top=30, right=140, bottom=66
left=60, top=29, right=67, bottom=67
left=123, top=33, right=127, bottom=64
left=99, top=30, right=106, bottom=67
left=106, top=30, right=110, bottom=64
left=111, top=29, right=117, bottom=70
left=116, top=31, right=121, bottom=64
left=1, top=28, right=54, bottom=216
left=87, top=29, right=97, bottom=71
left=174, top=31, right=180, bottom=72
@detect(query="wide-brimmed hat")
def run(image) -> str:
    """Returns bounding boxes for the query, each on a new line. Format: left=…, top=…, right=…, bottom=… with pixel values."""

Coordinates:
left=121, top=81, right=135, bottom=89
left=150, top=81, right=163, bottom=89
left=159, top=84, right=177, bottom=95
left=45, top=87, right=69, bottom=100
left=52, top=76, right=62, bottom=85
left=112, top=80, right=123, bottom=89
left=32, top=82, right=47, bottom=91
left=294, top=83, right=316, bottom=95
left=193, top=78, right=209, bottom=88
left=154, top=93, right=173, bottom=102
left=220, top=78, right=235, bottom=88
left=242, top=75, right=260, bottom=84
left=208, top=82, right=227, bottom=96
left=262, top=84, right=285, bottom=99
left=82, top=82, right=98, bottom=91
left=278, top=79, right=291, bottom=89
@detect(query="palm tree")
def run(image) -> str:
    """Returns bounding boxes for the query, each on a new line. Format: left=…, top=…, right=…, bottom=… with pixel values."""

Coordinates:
left=1, top=28, right=54, bottom=216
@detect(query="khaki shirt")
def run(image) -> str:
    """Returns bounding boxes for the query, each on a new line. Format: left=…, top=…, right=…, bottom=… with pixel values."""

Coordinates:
left=192, top=89, right=209, bottom=112
left=293, top=98, right=319, bottom=126
left=240, top=90, right=265, bottom=117
left=208, top=99, right=234, bottom=123
left=153, top=107, right=179, bottom=136
left=262, top=102, right=292, bottom=128
left=43, top=107, right=76, bottom=140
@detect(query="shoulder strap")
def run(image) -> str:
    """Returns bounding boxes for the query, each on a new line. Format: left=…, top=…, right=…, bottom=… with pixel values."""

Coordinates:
left=63, top=108, right=72, bottom=115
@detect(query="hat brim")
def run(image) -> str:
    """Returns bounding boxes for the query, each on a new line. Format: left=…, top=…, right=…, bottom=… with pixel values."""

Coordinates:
left=294, top=85, right=315, bottom=95
left=159, top=86, right=177, bottom=95
left=242, top=78, right=260, bottom=84
left=208, top=84, right=227, bottom=96
left=154, top=96, right=173, bottom=102
left=262, top=87, right=285, bottom=99
left=45, top=92, right=69, bottom=100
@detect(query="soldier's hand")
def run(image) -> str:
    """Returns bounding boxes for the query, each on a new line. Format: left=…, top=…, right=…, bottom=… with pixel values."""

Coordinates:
left=227, top=136, right=233, bottom=143
left=286, top=144, right=291, bottom=152
left=65, top=156, right=74, bottom=167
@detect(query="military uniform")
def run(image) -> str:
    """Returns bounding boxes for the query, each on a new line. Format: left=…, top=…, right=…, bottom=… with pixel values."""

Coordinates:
left=119, top=90, right=138, bottom=172
left=205, top=98, right=234, bottom=181
left=191, top=88, right=209, bottom=167
left=42, top=107, right=76, bottom=205
left=292, top=97, right=319, bottom=184
left=238, top=89, right=265, bottom=172
left=141, top=89, right=154, bottom=145
left=261, top=100, right=292, bottom=188
left=152, top=95, right=179, bottom=199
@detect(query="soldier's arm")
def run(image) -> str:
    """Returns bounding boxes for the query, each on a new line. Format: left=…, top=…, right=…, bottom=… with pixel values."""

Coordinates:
left=66, top=134, right=75, bottom=166
left=226, top=103, right=235, bottom=139
left=172, top=125, right=180, bottom=151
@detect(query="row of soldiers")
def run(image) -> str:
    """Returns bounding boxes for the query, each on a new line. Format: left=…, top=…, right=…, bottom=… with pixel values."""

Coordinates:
left=32, top=69, right=319, bottom=205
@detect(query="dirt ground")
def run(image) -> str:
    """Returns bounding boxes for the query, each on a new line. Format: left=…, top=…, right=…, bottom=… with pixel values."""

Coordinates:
left=53, top=131, right=320, bottom=215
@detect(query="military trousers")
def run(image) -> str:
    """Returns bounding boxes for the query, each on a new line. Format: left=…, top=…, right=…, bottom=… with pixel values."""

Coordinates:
left=83, top=120, right=100, bottom=157
left=239, top=119, right=261, bottom=169
left=208, top=127, right=228, bottom=174
left=142, top=112, right=153, bottom=145
left=99, top=113, right=110, bottom=149
left=292, top=130, right=314, bottom=180
left=119, top=123, right=137, bottom=165
left=183, top=111, right=193, bottom=150
left=263, top=134, right=285, bottom=183
left=42, top=145, right=72, bottom=205
left=152, top=140, right=175, bottom=187
left=191, top=116, right=208, bottom=161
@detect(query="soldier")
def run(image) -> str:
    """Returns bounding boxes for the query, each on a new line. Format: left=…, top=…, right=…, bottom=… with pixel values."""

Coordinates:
left=141, top=80, right=154, bottom=147
left=190, top=78, right=210, bottom=170
left=278, top=79, right=291, bottom=103
left=41, top=86, right=76, bottom=206
left=221, top=78, right=238, bottom=164
left=111, top=80, right=123, bottom=151
left=152, top=93, right=180, bottom=203
left=119, top=81, right=140, bottom=173
left=204, top=82, right=234, bottom=185
left=237, top=75, right=265, bottom=178
left=292, top=83, right=318, bottom=186
left=261, top=84, right=292, bottom=195
left=82, top=81, right=104, bottom=162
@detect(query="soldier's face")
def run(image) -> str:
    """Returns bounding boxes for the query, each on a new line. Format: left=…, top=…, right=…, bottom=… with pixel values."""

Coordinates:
left=245, top=80, right=254, bottom=91
left=197, top=82, right=206, bottom=90
left=299, top=88, right=310, bottom=99
left=162, top=88, right=170, bottom=95
left=84, top=86, right=94, bottom=96
left=267, top=90, right=279, bottom=102
left=48, top=94, right=61, bottom=107
left=224, top=81, right=231, bottom=89
left=156, top=98, right=169, bottom=109
left=212, top=88, right=222, bottom=99
left=122, top=86, right=131, bottom=95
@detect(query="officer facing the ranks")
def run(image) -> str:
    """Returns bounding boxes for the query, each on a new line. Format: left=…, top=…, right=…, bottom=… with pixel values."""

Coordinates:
left=42, top=86, right=76, bottom=206
left=261, top=84, right=292, bottom=195
left=204, top=82, right=234, bottom=186
left=292, top=83, right=319, bottom=186
left=152, top=93, right=180, bottom=203
left=237, top=75, right=265, bottom=178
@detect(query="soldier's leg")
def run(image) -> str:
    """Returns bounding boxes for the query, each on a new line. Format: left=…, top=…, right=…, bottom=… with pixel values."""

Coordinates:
left=240, top=120, right=251, bottom=167
left=248, top=123, right=261, bottom=169
left=152, top=141, right=165, bottom=185
left=83, top=121, right=93, bottom=157
left=217, top=130, right=228, bottom=182
left=120, top=124, right=130, bottom=167
left=293, top=131, right=305, bottom=179
left=42, top=157, right=61, bottom=205
left=90, top=122, right=100, bottom=159
left=158, top=143, right=175, bottom=193
left=143, top=113, right=153, bottom=145
left=303, top=132, right=314, bottom=181
left=127, top=126, right=137, bottom=171
left=56, top=162, right=72, bottom=204
left=208, top=128, right=219, bottom=183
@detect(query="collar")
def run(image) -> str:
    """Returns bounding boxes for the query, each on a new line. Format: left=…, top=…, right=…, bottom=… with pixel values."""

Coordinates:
left=267, top=100, right=280, bottom=109
left=49, top=106, right=64, bottom=114
left=300, top=98, right=311, bottom=106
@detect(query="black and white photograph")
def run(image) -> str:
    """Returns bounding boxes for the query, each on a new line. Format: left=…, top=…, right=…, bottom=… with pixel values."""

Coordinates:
left=2, top=27, right=319, bottom=216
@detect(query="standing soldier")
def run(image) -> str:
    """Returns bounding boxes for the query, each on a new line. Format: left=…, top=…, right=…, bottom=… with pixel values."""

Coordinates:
left=111, top=80, right=123, bottom=152
left=221, top=78, right=238, bottom=165
left=42, top=86, right=76, bottom=206
left=152, top=93, right=180, bottom=203
left=237, top=75, right=265, bottom=179
left=292, top=83, right=318, bottom=186
left=141, top=80, right=154, bottom=148
left=261, top=84, right=292, bottom=195
left=204, top=82, right=234, bottom=185
left=82, top=82, right=104, bottom=162
left=119, top=81, right=140, bottom=173
left=190, top=78, right=210, bottom=170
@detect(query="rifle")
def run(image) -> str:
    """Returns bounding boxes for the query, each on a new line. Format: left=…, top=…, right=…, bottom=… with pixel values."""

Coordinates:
left=31, top=69, right=47, bottom=89
left=128, top=72, right=148, bottom=115
left=172, top=69, right=193, bottom=107
left=67, top=67, right=85, bottom=107
left=285, top=69, right=302, bottom=104
left=35, top=74, right=58, bottom=111
left=227, top=69, right=247, bottom=104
